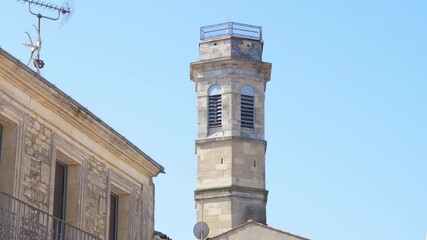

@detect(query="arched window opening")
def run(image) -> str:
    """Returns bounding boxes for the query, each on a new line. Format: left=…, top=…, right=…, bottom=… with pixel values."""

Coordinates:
left=208, top=85, right=222, bottom=127
left=241, top=85, right=255, bottom=128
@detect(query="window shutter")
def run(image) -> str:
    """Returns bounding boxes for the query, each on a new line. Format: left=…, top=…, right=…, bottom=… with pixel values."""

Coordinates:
left=208, top=95, right=222, bottom=127
left=241, top=95, right=255, bottom=128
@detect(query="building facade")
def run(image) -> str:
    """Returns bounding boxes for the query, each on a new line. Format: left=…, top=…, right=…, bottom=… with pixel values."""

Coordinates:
left=190, top=22, right=272, bottom=237
left=0, top=48, right=164, bottom=240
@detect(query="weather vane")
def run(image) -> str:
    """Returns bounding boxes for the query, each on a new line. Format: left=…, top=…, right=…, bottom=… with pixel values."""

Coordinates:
left=17, top=0, right=75, bottom=75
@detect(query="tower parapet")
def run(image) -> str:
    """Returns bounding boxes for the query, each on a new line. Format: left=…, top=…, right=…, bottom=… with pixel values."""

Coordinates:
left=199, top=22, right=263, bottom=61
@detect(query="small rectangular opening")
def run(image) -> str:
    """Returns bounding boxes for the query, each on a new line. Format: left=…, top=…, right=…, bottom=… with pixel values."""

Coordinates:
left=55, top=150, right=82, bottom=227
left=241, top=95, right=255, bottom=128
left=109, top=183, right=130, bottom=240
left=53, top=161, right=68, bottom=238
left=0, top=118, right=18, bottom=196
left=208, top=95, right=222, bottom=127
left=109, top=192, right=119, bottom=240
left=53, top=161, right=67, bottom=220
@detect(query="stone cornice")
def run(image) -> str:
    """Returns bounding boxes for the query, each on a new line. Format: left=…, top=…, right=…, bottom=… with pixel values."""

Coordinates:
left=196, top=136, right=267, bottom=146
left=195, top=186, right=268, bottom=201
left=0, top=48, right=164, bottom=178
left=190, top=58, right=272, bottom=82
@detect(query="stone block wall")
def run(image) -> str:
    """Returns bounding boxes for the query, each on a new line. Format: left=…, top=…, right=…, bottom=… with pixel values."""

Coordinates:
left=231, top=140, right=266, bottom=189
left=196, top=197, right=232, bottom=237
left=199, top=37, right=263, bottom=61
left=196, top=139, right=233, bottom=190
left=85, top=157, right=108, bottom=237
left=22, top=116, right=52, bottom=212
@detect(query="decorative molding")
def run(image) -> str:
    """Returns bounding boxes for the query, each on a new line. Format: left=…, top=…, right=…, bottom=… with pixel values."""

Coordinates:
left=190, top=58, right=272, bottom=83
left=195, top=186, right=268, bottom=201
left=0, top=49, right=164, bottom=178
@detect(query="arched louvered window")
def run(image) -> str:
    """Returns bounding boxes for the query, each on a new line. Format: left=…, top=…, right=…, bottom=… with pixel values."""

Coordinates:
left=241, top=85, right=255, bottom=128
left=208, top=85, right=222, bottom=127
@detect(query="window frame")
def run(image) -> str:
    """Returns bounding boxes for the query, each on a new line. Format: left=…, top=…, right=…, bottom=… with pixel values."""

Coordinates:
left=109, top=192, right=119, bottom=240
left=240, top=85, right=255, bottom=129
left=52, top=147, right=84, bottom=228
left=53, top=160, right=68, bottom=221
left=108, top=181, right=131, bottom=240
left=208, top=85, right=222, bottom=128
left=0, top=115, right=20, bottom=197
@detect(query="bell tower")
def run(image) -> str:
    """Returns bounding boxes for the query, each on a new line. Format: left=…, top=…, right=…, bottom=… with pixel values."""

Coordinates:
left=190, top=22, right=272, bottom=237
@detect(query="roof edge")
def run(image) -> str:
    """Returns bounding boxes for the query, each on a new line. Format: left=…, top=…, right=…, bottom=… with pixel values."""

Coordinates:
left=207, top=220, right=309, bottom=240
left=0, top=47, right=165, bottom=175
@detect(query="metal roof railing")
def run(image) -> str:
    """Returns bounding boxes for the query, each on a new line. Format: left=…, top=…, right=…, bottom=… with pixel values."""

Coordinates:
left=0, top=191, right=100, bottom=240
left=200, top=22, right=262, bottom=41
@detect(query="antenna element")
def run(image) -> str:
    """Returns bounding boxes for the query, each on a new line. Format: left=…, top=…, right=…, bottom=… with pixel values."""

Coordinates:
left=17, top=0, right=75, bottom=75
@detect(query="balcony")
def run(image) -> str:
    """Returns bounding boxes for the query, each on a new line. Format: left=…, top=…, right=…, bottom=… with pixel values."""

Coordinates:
left=0, top=191, right=99, bottom=240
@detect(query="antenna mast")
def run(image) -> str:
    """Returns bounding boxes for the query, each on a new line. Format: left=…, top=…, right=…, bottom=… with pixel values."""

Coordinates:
left=17, top=0, right=74, bottom=75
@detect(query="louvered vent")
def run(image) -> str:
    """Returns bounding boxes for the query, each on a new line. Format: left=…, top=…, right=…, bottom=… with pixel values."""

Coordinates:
left=241, top=95, right=255, bottom=128
left=208, top=95, right=222, bottom=127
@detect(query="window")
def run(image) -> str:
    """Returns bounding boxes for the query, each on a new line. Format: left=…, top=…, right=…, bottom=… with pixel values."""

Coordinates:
left=53, top=161, right=67, bottom=220
left=241, top=85, right=255, bottom=128
left=208, top=85, right=222, bottom=127
left=53, top=149, right=82, bottom=229
left=53, top=161, right=67, bottom=238
left=109, top=193, right=119, bottom=240
left=109, top=183, right=130, bottom=240
left=0, top=119, right=18, bottom=196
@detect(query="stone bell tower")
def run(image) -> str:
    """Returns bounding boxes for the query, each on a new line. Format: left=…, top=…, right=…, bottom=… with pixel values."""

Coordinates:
left=190, top=22, right=272, bottom=237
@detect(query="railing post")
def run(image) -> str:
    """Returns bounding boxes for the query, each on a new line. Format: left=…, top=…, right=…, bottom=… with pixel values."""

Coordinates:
left=200, top=22, right=262, bottom=41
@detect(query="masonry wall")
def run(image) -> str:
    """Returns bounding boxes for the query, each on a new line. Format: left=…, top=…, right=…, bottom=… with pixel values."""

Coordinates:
left=21, top=115, right=52, bottom=212
left=193, top=67, right=267, bottom=140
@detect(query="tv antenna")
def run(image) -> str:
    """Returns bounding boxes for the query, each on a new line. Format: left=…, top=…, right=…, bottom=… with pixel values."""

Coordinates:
left=17, top=0, right=75, bottom=75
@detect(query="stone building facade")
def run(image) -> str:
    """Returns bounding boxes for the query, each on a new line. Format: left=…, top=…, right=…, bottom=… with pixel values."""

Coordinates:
left=0, top=48, right=164, bottom=240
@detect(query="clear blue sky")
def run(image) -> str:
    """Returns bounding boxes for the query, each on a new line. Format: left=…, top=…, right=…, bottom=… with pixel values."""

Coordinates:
left=1, top=1, right=426, bottom=239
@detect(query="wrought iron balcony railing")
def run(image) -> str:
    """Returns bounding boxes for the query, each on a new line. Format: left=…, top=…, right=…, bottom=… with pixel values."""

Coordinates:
left=200, top=22, right=262, bottom=41
left=0, top=191, right=99, bottom=240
